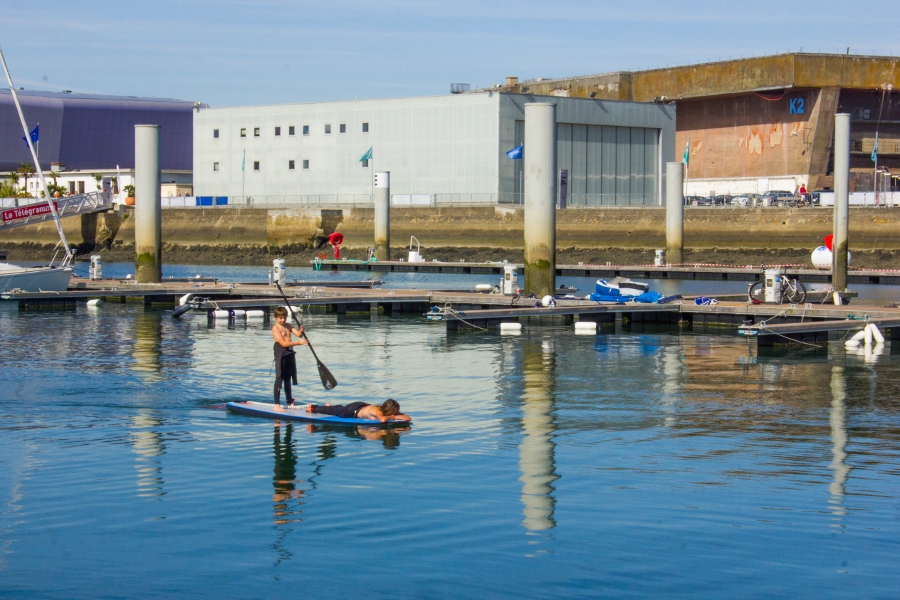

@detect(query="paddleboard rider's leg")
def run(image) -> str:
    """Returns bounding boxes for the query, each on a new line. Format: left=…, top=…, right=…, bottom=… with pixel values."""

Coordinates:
left=273, top=344, right=298, bottom=405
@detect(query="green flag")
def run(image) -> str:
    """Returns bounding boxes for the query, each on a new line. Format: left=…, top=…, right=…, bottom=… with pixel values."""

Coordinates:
left=359, top=146, right=373, bottom=162
left=683, top=141, right=690, bottom=165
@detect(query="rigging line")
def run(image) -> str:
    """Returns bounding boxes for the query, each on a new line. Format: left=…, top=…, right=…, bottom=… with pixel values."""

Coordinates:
left=875, top=86, right=887, bottom=137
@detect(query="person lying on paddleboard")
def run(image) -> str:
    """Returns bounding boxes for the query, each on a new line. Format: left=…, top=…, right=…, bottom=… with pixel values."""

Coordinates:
left=305, top=399, right=411, bottom=423
left=272, top=306, right=308, bottom=407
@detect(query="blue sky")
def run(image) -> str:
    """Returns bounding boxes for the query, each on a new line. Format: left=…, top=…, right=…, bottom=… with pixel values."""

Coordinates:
left=5, top=0, right=898, bottom=107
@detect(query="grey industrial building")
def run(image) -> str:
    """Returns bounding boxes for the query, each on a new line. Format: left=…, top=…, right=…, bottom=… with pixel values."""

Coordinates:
left=0, top=90, right=197, bottom=173
left=193, top=93, right=676, bottom=206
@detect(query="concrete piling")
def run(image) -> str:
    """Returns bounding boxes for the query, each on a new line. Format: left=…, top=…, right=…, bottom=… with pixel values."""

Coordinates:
left=665, top=162, right=684, bottom=265
left=523, top=103, right=557, bottom=297
left=134, top=124, right=161, bottom=283
left=374, top=171, right=390, bottom=261
left=833, top=113, right=850, bottom=292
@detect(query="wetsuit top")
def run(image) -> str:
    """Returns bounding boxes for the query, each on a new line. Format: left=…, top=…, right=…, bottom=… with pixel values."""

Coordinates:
left=311, top=402, right=369, bottom=418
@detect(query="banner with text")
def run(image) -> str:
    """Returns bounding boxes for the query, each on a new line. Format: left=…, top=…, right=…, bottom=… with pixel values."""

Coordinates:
left=2, top=202, right=59, bottom=223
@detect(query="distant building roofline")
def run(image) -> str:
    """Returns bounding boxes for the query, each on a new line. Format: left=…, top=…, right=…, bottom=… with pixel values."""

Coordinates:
left=0, top=88, right=205, bottom=106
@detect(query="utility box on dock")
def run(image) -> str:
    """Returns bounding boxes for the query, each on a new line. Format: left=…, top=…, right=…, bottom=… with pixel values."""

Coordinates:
left=502, top=263, right=518, bottom=295
left=764, top=268, right=784, bottom=303
left=270, top=258, right=286, bottom=287
left=89, top=255, right=102, bottom=280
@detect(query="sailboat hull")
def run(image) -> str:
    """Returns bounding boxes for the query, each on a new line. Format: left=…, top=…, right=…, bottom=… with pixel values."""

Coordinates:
left=0, top=264, right=73, bottom=293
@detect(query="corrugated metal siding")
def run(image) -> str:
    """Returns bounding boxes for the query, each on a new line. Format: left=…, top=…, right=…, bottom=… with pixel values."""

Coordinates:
left=0, top=91, right=195, bottom=171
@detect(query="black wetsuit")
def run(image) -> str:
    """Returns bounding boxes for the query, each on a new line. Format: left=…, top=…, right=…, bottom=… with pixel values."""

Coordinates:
left=311, top=402, right=369, bottom=418
left=274, top=343, right=298, bottom=405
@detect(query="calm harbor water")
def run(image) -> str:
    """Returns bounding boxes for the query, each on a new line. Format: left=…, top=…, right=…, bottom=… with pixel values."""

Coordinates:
left=2, top=266, right=899, bottom=597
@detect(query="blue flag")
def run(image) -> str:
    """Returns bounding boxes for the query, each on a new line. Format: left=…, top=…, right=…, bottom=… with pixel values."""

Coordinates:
left=241, top=149, right=245, bottom=171
left=359, top=146, right=373, bottom=162
left=506, top=144, right=523, bottom=159
left=683, top=140, right=690, bottom=165
left=22, top=124, right=38, bottom=146
left=871, top=133, right=878, bottom=163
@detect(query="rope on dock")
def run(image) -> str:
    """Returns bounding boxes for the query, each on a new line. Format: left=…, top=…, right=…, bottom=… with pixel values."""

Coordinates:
left=430, top=303, right=489, bottom=331
left=756, top=306, right=825, bottom=348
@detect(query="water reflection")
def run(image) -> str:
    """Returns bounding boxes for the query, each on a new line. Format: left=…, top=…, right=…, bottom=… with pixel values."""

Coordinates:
left=829, top=366, right=850, bottom=525
left=273, top=423, right=304, bottom=526
left=132, top=311, right=163, bottom=383
left=130, top=411, right=165, bottom=499
left=518, top=338, right=559, bottom=532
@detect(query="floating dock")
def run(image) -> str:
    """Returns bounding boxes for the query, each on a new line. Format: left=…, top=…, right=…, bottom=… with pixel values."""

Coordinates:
left=313, top=259, right=900, bottom=285
left=4, top=275, right=900, bottom=348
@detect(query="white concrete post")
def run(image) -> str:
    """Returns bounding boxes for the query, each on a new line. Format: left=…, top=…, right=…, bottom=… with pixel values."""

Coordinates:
left=833, top=114, right=850, bottom=292
left=665, top=162, right=685, bottom=265
left=524, top=103, right=557, bottom=296
left=374, top=171, right=390, bottom=261
left=134, top=124, right=161, bottom=283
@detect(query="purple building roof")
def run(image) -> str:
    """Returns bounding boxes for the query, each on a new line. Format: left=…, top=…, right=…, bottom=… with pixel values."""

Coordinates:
left=0, top=90, right=201, bottom=172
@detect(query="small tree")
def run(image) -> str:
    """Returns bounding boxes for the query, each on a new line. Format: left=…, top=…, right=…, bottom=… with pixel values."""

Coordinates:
left=6, top=171, right=19, bottom=192
left=17, top=163, right=35, bottom=196
left=124, top=184, right=135, bottom=197
left=93, top=173, right=102, bottom=191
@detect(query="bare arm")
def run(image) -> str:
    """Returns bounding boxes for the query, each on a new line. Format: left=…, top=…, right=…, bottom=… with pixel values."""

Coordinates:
left=369, top=407, right=411, bottom=423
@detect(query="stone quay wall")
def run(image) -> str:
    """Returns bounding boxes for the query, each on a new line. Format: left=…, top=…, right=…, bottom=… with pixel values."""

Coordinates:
left=2, top=206, right=899, bottom=253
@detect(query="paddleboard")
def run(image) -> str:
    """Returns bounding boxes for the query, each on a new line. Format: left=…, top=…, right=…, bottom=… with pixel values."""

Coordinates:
left=225, top=401, right=411, bottom=426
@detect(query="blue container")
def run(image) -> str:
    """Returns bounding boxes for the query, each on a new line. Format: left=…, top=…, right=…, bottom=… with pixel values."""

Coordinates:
left=196, top=196, right=213, bottom=206
left=215, top=196, right=228, bottom=205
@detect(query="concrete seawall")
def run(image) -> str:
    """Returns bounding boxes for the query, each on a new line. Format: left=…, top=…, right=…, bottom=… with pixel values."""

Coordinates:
left=3, top=206, right=900, bottom=255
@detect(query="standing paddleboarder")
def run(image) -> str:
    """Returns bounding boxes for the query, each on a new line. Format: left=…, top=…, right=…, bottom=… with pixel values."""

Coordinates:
left=272, top=306, right=308, bottom=406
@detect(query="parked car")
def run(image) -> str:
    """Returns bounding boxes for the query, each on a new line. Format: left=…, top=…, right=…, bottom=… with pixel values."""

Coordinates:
left=731, top=196, right=750, bottom=207
left=761, top=190, right=794, bottom=206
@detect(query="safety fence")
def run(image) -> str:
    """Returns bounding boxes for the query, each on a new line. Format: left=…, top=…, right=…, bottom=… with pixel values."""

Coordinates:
left=121, top=192, right=900, bottom=210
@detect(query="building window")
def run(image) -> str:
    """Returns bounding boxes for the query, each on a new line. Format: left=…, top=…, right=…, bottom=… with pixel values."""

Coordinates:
left=302, top=160, right=309, bottom=170
left=289, top=160, right=295, bottom=170
left=213, top=162, right=219, bottom=171
left=362, top=122, right=369, bottom=133
left=78, top=181, right=85, bottom=194
left=213, top=129, right=219, bottom=138
left=275, top=126, right=281, bottom=136
left=240, top=128, right=246, bottom=137
left=302, top=125, right=309, bottom=135
left=254, top=127, right=260, bottom=137
left=253, top=161, right=260, bottom=171
left=325, top=124, right=331, bottom=134
left=339, top=123, right=346, bottom=134
left=362, top=160, right=369, bottom=168
left=289, top=126, right=295, bottom=136
left=69, top=182, right=75, bottom=193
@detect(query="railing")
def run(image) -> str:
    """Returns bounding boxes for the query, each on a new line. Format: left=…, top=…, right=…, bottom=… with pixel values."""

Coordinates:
left=152, top=191, right=900, bottom=210
left=0, top=191, right=113, bottom=231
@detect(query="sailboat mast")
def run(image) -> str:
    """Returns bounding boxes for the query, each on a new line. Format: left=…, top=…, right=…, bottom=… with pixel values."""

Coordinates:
left=0, top=46, right=73, bottom=265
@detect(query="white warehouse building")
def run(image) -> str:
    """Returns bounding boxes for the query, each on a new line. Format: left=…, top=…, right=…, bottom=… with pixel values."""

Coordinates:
left=193, top=92, right=675, bottom=206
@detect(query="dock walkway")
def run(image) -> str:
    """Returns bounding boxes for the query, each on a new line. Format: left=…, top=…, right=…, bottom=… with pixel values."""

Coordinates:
left=314, top=259, right=900, bottom=285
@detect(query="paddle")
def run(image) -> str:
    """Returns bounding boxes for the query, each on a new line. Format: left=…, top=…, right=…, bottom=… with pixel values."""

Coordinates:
left=276, top=283, right=337, bottom=390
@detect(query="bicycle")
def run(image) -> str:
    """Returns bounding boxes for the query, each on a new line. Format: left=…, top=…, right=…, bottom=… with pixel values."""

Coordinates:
left=747, top=274, right=807, bottom=304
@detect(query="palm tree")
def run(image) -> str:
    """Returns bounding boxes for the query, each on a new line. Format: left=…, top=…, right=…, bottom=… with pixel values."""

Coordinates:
left=17, top=163, right=35, bottom=196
